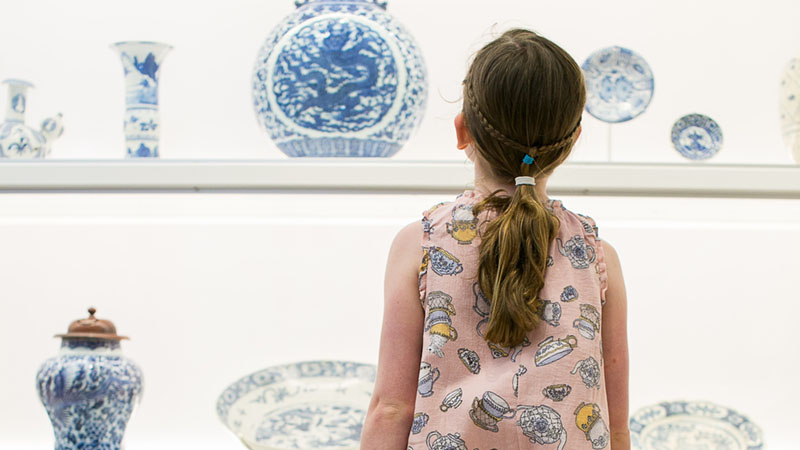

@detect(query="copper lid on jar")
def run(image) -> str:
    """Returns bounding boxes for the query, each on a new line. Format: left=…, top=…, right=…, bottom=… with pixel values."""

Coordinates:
left=55, top=307, right=129, bottom=340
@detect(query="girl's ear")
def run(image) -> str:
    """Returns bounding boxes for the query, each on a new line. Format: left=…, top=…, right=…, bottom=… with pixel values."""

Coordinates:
left=455, top=112, right=471, bottom=150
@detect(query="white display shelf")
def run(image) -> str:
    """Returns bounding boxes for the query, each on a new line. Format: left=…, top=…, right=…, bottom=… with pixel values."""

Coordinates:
left=0, top=159, right=799, bottom=198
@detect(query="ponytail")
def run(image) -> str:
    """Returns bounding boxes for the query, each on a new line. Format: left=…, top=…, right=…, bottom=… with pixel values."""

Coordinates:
left=463, top=29, right=586, bottom=347
left=472, top=181, right=560, bottom=347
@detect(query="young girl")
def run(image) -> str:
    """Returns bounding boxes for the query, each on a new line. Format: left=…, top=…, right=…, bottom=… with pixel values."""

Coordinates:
left=361, top=29, right=630, bottom=450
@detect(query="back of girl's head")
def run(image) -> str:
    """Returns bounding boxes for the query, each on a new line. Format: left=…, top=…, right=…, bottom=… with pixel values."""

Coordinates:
left=465, top=29, right=586, bottom=347
left=463, top=28, right=585, bottom=179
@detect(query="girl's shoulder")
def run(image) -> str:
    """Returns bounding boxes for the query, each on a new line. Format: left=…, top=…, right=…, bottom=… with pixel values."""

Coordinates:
left=553, top=200, right=602, bottom=239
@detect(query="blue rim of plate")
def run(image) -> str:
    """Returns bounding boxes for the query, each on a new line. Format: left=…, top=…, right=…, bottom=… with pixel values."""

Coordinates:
left=582, top=46, right=654, bottom=123
left=629, top=400, right=763, bottom=450
left=670, top=113, right=723, bottom=160
left=216, top=360, right=377, bottom=424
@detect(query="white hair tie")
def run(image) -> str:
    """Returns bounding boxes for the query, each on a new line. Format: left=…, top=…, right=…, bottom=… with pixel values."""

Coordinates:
left=515, top=176, right=536, bottom=186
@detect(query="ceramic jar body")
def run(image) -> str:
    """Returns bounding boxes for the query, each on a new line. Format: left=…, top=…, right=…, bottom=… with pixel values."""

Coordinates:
left=112, top=41, right=171, bottom=158
left=780, top=58, right=800, bottom=163
left=36, top=338, right=143, bottom=450
left=252, top=0, right=428, bottom=157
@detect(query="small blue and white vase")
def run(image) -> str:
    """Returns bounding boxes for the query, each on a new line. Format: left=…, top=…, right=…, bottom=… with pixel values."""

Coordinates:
left=112, top=41, right=172, bottom=158
left=36, top=308, right=143, bottom=450
left=0, top=79, right=64, bottom=158
left=252, top=0, right=428, bottom=157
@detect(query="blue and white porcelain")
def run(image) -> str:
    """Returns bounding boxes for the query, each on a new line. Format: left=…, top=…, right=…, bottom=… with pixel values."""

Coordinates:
left=217, top=360, right=376, bottom=449
left=36, top=308, right=143, bottom=450
left=0, top=79, right=63, bottom=158
left=112, top=41, right=172, bottom=158
left=252, top=0, right=428, bottom=157
left=629, top=400, right=763, bottom=450
left=670, top=113, right=723, bottom=160
left=780, top=57, right=800, bottom=163
left=582, top=46, right=654, bottom=123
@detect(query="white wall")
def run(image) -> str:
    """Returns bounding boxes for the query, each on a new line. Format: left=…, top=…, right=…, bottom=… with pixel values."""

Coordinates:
left=1, top=193, right=799, bottom=449
left=0, top=0, right=798, bottom=163
left=2, top=0, right=800, bottom=449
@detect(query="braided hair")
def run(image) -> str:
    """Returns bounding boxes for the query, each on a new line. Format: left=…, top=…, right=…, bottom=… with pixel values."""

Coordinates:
left=464, top=29, right=586, bottom=347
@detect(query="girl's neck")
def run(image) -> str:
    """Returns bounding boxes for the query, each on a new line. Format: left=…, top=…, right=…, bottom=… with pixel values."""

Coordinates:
left=471, top=155, right=550, bottom=202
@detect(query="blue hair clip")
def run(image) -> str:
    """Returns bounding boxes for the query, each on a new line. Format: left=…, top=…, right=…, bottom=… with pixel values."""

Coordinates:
left=522, top=154, right=534, bottom=165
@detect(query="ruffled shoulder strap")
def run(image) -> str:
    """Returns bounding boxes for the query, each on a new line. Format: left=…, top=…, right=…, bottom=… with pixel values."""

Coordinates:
left=576, top=212, right=608, bottom=307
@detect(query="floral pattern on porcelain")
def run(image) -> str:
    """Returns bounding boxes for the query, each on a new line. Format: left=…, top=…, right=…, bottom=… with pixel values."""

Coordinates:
left=629, top=400, right=763, bottom=450
left=252, top=0, right=428, bottom=157
left=112, top=41, right=172, bottom=158
left=670, top=113, right=723, bottom=161
left=0, top=79, right=63, bottom=158
left=36, top=338, right=143, bottom=450
left=217, top=360, right=376, bottom=449
left=582, top=46, right=654, bottom=123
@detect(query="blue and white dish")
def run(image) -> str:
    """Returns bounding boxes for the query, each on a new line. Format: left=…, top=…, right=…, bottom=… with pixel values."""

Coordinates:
left=629, top=400, right=764, bottom=450
left=582, top=46, right=654, bottom=123
left=252, top=0, right=428, bottom=157
left=217, top=360, right=376, bottom=450
left=670, top=113, right=723, bottom=160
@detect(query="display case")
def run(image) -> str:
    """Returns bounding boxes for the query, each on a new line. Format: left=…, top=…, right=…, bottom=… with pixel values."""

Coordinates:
left=1, top=1, right=798, bottom=449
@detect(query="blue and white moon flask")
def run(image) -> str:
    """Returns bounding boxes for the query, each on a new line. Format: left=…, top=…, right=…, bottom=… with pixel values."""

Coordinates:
left=670, top=113, right=723, bottom=160
left=582, top=46, right=654, bottom=123
left=36, top=308, right=143, bottom=450
left=112, top=41, right=172, bottom=158
left=252, top=0, right=428, bottom=157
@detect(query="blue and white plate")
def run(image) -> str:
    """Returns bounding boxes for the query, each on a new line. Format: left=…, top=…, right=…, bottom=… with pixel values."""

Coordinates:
left=582, top=46, right=654, bottom=123
left=217, top=360, right=377, bottom=450
left=630, top=400, right=764, bottom=450
left=670, top=113, right=723, bottom=160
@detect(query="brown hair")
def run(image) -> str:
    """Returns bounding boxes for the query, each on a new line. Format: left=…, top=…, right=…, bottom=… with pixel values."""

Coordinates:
left=464, top=29, right=586, bottom=347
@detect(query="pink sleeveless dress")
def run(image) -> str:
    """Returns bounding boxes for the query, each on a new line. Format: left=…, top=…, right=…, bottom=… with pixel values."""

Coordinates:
left=408, top=190, right=610, bottom=450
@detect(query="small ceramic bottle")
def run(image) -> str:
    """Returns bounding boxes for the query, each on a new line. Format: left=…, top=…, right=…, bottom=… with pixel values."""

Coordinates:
left=36, top=308, right=143, bottom=450
left=0, top=79, right=63, bottom=158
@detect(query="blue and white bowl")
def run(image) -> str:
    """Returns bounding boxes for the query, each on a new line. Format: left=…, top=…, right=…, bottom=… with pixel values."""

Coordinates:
left=252, top=0, right=428, bottom=157
left=217, top=360, right=377, bottom=449
left=629, top=400, right=763, bottom=450
left=670, top=113, right=723, bottom=160
left=582, top=46, right=654, bottom=123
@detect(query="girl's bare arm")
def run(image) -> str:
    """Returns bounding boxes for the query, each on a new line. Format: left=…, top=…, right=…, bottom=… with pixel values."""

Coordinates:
left=361, top=221, right=425, bottom=449
left=601, top=240, right=631, bottom=450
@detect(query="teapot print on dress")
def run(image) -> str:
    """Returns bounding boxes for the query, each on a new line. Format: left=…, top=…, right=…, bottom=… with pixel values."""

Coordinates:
left=534, top=335, right=578, bottom=367
left=426, top=430, right=468, bottom=450
left=446, top=205, right=478, bottom=245
left=534, top=298, right=562, bottom=327
left=425, top=291, right=458, bottom=357
left=573, top=304, right=601, bottom=340
left=542, top=383, right=572, bottom=402
left=516, top=404, right=568, bottom=450
left=426, top=246, right=464, bottom=276
left=557, top=235, right=596, bottom=269
left=440, top=388, right=463, bottom=412
left=574, top=402, right=609, bottom=449
left=417, top=362, right=440, bottom=398
left=469, top=391, right=516, bottom=432
left=411, top=412, right=429, bottom=434
left=571, top=356, right=601, bottom=389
